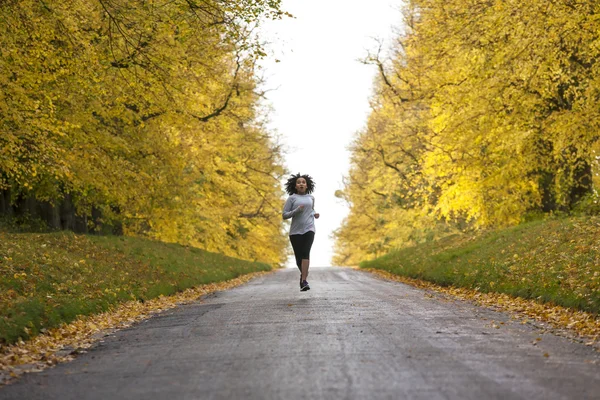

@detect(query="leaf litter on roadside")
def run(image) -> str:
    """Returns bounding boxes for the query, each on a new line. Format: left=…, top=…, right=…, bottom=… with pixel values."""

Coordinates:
left=0, top=271, right=270, bottom=386
left=365, top=268, right=600, bottom=347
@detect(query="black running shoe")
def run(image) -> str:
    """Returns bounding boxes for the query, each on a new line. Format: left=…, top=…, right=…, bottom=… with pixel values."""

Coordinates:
left=300, top=280, right=310, bottom=291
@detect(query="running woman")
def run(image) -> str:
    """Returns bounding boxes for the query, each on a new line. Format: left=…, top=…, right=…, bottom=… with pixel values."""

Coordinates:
left=283, top=173, right=320, bottom=291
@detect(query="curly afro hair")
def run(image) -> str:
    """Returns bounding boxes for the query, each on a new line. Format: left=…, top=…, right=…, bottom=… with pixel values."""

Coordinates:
left=285, top=173, right=315, bottom=195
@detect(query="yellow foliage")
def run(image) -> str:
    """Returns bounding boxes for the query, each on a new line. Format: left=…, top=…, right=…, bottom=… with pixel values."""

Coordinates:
left=335, top=0, right=600, bottom=263
left=0, top=0, right=289, bottom=264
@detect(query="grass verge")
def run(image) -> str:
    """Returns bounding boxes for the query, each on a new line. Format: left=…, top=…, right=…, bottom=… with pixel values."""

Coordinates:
left=0, top=271, right=269, bottom=385
left=0, top=227, right=272, bottom=345
left=360, top=216, right=600, bottom=315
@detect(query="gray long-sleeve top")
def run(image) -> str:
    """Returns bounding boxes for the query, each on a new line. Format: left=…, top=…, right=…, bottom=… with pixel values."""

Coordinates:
left=282, top=194, right=316, bottom=235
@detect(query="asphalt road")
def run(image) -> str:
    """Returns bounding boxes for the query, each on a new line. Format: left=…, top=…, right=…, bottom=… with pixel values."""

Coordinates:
left=1, top=267, right=599, bottom=400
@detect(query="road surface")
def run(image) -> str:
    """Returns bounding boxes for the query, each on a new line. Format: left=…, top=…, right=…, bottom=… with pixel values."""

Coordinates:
left=1, top=267, right=599, bottom=399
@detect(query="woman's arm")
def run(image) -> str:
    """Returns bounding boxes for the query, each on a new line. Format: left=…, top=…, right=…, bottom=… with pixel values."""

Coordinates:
left=282, top=197, right=299, bottom=219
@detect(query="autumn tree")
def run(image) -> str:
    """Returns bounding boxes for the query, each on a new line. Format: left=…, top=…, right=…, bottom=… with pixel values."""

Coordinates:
left=334, top=0, right=600, bottom=265
left=0, top=0, right=290, bottom=264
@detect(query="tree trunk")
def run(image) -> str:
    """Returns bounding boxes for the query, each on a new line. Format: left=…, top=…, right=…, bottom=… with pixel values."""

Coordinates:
left=90, top=207, right=103, bottom=234
left=539, top=171, right=557, bottom=213
left=74, top=214, right=88, bottom=234
left=39, top=201, right=61, bottom=230
left=60, top=194, right=76, bottom=231
left=569, top=161, right=593, bottom=207
left=0, top=189, right=12, bottom=216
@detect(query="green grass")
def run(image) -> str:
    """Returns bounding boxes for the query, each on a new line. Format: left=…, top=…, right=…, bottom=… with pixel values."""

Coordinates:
left=361, top=216, right=600, bottom=314
left=0, top=225, right=272, bottom=345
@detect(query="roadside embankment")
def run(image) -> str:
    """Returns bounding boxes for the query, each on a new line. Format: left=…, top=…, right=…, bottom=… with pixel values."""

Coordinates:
left=361, top=216, right=600, bottom=338
left=0, top=226, right=273, bottom=346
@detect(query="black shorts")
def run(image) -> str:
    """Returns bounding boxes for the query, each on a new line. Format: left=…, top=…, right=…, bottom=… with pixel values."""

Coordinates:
left=289, top=231, right=315, bottom=269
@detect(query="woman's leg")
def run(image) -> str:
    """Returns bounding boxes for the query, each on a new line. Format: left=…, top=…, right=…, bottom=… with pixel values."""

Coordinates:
left=301, top=259, right=309, bottom=281
left=289, top=235, right=302, bottom=271
left=300, top=232, right=315, bottom=281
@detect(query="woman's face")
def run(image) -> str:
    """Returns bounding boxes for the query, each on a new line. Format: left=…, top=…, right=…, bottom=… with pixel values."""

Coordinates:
left=295, top=178, right=307, bottom=194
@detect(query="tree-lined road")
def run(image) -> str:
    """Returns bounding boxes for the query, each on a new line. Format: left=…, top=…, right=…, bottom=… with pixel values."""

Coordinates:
left=1, top=267, right=599, bottom=400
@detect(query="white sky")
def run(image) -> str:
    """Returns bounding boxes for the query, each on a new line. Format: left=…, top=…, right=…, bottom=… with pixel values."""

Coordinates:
left=259, top=0, right=403, bottom=267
